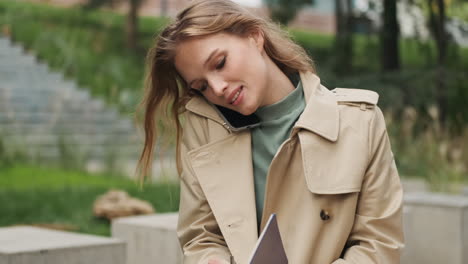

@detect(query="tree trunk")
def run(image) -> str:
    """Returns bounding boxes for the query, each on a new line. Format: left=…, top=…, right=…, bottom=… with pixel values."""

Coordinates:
left=381, top=0, right=400, bottom=71
left=334, top=0, right=353, bottom=73
left=427, top=0, right=448, bottom=122
left=126, top=0, right=139, bottom=51
left=436, top=0, right=447, bottom=66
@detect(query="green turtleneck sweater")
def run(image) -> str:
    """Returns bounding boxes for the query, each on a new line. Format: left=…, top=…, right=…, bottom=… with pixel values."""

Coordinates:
left=251, top=80, right=305, bottom=228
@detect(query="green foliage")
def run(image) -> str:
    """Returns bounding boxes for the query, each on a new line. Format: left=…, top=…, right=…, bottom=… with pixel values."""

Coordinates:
left=318, top=68, right=468, bottom=128
left=56, top=136, right=86, bottom=170
left=0, top=165, right=179, bottom=236
left=264, top=0, right=311, bottom=25
left=1, top=0, right=466, bottom=116
left=385, top=108, right=468, bottom=193
left=0, top=135, right=28, bottom=168
left=445, top=0, right=468, bottom=21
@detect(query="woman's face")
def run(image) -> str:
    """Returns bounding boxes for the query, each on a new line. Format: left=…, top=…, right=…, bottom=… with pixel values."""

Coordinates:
left=174, top=32, right=269, bottom=116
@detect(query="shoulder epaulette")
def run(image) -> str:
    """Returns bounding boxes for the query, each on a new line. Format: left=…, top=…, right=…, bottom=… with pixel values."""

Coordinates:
left=332, top=88, right=379, bottom=110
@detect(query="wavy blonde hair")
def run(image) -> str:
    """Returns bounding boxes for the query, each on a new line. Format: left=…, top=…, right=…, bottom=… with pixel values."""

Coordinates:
left=137, top=0, right=315, bottom=181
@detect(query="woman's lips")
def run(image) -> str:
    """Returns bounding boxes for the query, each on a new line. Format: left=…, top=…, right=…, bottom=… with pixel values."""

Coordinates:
left=230, top=86, right=244, bottom=106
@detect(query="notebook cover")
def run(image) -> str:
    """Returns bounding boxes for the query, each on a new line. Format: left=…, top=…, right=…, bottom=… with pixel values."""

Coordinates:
left=248, top=214, right=288, bottom=264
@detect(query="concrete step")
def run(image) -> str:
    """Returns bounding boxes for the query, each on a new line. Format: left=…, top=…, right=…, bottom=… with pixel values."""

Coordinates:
left=0, top=44, right=22, bottom=56
left=0, top=71, right=65, bottom=84
left=0, top=133, right=138, bottom=146
left=0, top=64, right=48, bottom=74
left=0, top=62, right=49, bottom=74
left=0, top=66, right=61, bottom=76
left=0, top=226, right=126, bottom=264
left=0, top=83, right=73, bottom=93
left=0, top=78, right=75, bottom=89
left=0, top=99, right=107, bottom=113
left=0, top=37, right=12, bottom=47
left=0, top=71, right=51, bottom=83
left=0, top=111, right=120, bottom=124
left=0, top=88, right=81, bottom=101
left=0, top=89, right=90, bottom=104
left=0, top=81, right=90, bottom=97
left=2, top=142, right=141, bottom=159
left=0, top=100, right=111, bottom=113
left=0, top=120, right=135, bottom=135
left=0, top=54, right=36, bottom=66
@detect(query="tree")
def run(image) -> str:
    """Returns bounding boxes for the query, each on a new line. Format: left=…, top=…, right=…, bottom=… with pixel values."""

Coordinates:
left=381, top=0, right=400, bottom=71
left=265, top=0, right=311, bottom=25
left=84, top=0, right=143, bottom=51
left=427, top=0, right=449, bottom=121
left=333, top=0, right=354, bottom=73
left=125, top=0, right=143, bottom=51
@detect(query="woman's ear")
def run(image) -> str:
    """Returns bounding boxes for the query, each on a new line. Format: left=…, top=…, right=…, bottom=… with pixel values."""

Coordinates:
left=249, top=29, right=265, bottom=53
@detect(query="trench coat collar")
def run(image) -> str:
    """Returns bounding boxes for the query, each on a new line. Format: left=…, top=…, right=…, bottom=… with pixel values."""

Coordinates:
left=185, top=71, right=339, bottom=142
left=294, top=71, right=339, bottom=142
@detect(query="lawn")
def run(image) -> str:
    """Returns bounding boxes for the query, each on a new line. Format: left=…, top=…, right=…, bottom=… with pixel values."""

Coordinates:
left=0, top=165, right=179, bottom=236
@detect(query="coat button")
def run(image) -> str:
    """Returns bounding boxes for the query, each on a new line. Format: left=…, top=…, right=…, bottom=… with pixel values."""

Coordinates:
left=320, top=209, right=330, bottom=221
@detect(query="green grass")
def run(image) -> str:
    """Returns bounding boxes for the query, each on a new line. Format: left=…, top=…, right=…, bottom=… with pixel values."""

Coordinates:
left=0, top=165, right=179, bottom=236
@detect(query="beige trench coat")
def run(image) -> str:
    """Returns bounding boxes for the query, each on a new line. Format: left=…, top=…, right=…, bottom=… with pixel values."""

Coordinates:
left=177, top=72, right=404, bottom=264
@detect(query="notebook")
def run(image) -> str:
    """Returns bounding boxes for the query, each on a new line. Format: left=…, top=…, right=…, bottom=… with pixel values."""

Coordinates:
left=247, top=214, right=288, bottom=264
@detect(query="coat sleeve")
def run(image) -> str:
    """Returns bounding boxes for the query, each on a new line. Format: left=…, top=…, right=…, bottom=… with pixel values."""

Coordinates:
left=177, top=114, right=232, bottom=264
left=332, top=107, right=405, bottom=264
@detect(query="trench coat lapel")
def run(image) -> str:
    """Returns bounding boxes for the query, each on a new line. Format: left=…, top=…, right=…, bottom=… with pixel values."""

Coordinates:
left=294, top=72, right=339, bottom=142
left=187, top=131, right=258, bottom=264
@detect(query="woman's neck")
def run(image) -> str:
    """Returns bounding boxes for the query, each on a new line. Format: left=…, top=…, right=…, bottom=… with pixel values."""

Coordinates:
left=262, top=58, right=295, bottom=107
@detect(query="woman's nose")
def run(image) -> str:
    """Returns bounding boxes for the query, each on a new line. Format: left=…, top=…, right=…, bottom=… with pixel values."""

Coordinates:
left=208, top=76, right=227, bottom=97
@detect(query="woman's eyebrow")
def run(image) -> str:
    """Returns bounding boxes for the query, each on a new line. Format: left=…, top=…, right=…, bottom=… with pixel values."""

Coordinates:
left=188, top=48, right=220, bottom=87
left=203, top=48, right=219, bottom=67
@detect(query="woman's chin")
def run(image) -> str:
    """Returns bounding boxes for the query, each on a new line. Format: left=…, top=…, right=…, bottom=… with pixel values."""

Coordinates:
left=237, top=106, right=256, bottom=116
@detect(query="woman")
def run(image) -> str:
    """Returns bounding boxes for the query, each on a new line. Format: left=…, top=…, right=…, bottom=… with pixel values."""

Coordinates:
left=138, top=0, right=404, bottom=263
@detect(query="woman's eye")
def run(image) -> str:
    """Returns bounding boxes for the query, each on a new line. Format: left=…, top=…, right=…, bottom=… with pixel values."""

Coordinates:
left=216, top=56, right=226, bottom=70
left=199, top=82, right=208, bottom=92
left=190, top=81, right=208, bottom=93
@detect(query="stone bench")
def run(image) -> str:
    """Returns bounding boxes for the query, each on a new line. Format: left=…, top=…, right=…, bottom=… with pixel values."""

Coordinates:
left=112, top=213, right=182, bottom=264
left=402, top=192, right=468, bottom=264
left=0, top=226, right=126, bottom=264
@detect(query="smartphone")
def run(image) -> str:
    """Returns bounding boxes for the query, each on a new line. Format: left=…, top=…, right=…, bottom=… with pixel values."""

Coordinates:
left=192, top=90, right=260, bottom=132
left=213, top=104, right=261, bottom=132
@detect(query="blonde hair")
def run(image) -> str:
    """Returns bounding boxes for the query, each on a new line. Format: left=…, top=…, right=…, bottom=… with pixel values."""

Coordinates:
left=137, top=0, right=315, bottom=181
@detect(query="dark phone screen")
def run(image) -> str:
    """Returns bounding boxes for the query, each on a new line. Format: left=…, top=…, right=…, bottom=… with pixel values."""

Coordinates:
left=215, top=105, right=260, bottom=129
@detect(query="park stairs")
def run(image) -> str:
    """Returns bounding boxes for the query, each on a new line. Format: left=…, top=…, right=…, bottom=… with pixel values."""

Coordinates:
left=0, top=36, right=175, bottom=180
